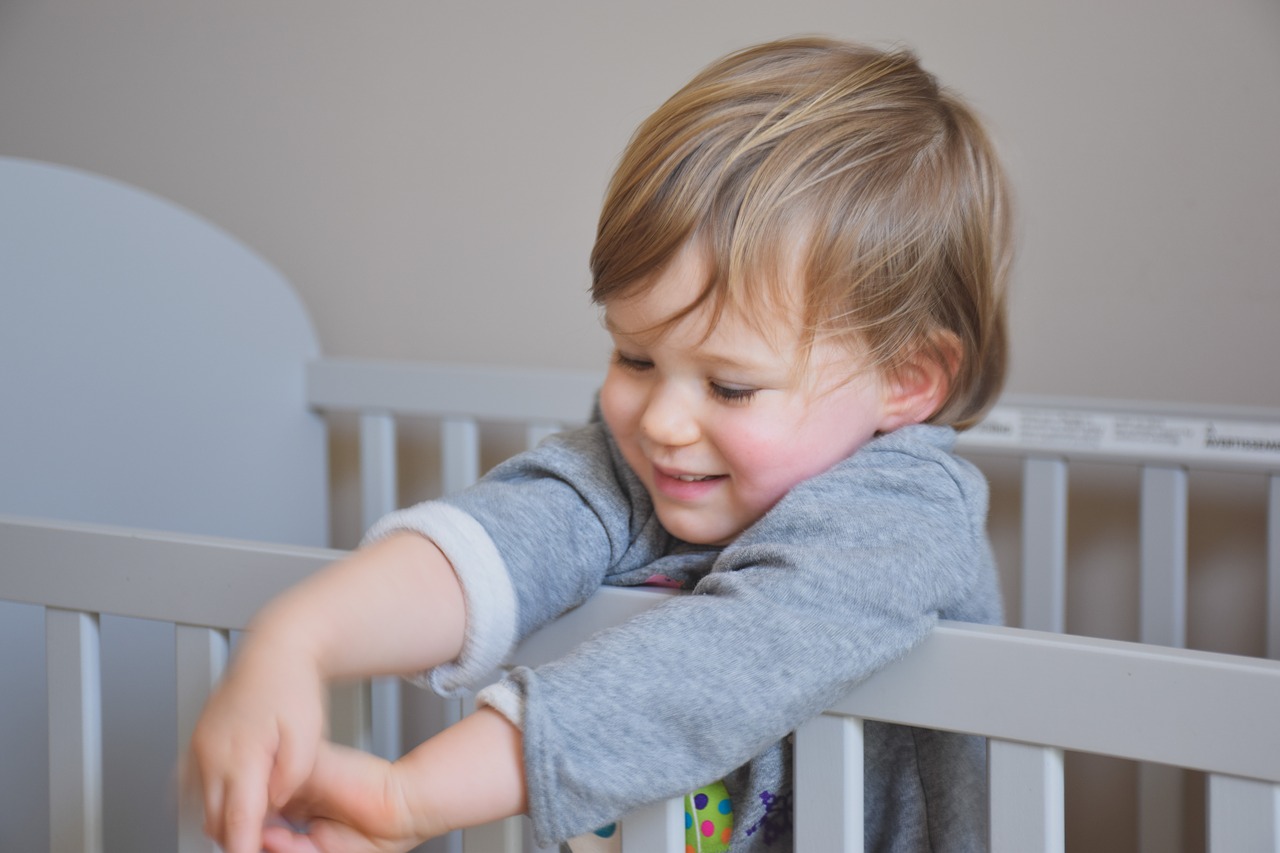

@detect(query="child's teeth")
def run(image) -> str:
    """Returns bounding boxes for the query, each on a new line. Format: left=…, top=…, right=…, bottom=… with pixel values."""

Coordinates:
left=676, top=474, right=714, bottom=481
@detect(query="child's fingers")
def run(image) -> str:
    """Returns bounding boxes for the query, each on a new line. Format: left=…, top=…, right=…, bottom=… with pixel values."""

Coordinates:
left=219, top=770, right=273, bottom=853
left=268, top=723, right=318, bottom=810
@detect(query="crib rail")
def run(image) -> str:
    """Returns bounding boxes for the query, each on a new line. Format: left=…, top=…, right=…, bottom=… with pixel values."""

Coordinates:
left=2, top=517, right=1278, bottom=852
left=307, top=361, right=1280, bottom=853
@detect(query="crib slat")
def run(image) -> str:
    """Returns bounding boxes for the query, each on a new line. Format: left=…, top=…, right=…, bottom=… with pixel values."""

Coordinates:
left=525, top=421, right=561, bottom=451
left=46, top=608, right=105, bottom=853
left=440, top=415, right=481, bottom=853
left=1269, top=474, right=1279, bottom=661
left=1022, top=457, right=1068, bottom=632
left=621, top=796, right=684, bottom=853
left=1208, top=773, right=1280, bottom=853
left=461, top=816, right=523, bottom=853
left=988, top=739, right=1064, bottom=853
left=795, top=713, right=863, bottom=852
left=175, top=625, right=229, bottom=853
left=442, top=416, right=481, bottom=494
left=1139, top=465, right=1188, bottom=648
left=1138, top=466, right=1187, bottom=853
left=360, top=412, right=399, bottom=529
left=360, top=412, right=404, bottom=762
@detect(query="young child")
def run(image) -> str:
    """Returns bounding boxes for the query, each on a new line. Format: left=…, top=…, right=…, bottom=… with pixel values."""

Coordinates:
left=190, top=36, right=1012, bottom=853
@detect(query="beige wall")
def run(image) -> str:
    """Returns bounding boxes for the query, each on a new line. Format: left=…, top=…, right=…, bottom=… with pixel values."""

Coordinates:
left=1, top=0, right=1277, bottom=409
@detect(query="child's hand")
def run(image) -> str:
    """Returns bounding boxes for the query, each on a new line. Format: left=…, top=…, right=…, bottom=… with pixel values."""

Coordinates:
left=187, top=638, right=328, bottom=853
left=261, top=742, right=436, bottom=853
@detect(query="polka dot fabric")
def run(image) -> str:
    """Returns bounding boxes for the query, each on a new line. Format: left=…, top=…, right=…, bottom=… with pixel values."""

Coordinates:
left=684, top=781, right=733, bottom=852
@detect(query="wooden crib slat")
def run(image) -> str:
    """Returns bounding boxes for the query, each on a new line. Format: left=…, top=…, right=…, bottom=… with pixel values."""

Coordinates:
left=175, top=625, right=229, bottom=853
left=794, top=713, right=863, bottom=852
left=1139, top=465, right=1188, bottom=649
left=442, top=416, right=481, bottom=495
left=1138, top=465, right=1188, bottom=853
left=1208, top=773, right=1280, bottom=853
left=359, top=412, right=399, bottom=530
left=360, top=412, right=404, bottom=762
left=621, top=796, right=684, bottom=853
left=461, top=815, right=523, bottom=853
left=1269, top=474, right=1279, bottom=661
left=46, top=607, right=105, bottom=853
left=1021, top=457, right=1068, bottom=632
left=988, top=739, right=1064, bottom=853
left=525, top=421, right=561, bottom=451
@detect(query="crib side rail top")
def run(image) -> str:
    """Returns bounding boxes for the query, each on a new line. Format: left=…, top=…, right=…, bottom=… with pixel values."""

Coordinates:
left=2, top=516, right=1278, bottom=853
left=309, top=357, right=1280, bottom=658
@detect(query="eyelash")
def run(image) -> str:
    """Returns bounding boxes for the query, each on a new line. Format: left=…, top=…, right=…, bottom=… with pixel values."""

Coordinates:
left=612, top=352, right=759, bottom=404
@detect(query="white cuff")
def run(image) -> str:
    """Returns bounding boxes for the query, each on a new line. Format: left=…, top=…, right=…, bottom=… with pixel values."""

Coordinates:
left=476, top=681, right=526, bottom=729
left=362, top=502, right=518, bottom=696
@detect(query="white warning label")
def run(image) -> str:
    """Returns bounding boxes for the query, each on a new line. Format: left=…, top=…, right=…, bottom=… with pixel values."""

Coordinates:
left=961, top=405, right=1280, bottom=469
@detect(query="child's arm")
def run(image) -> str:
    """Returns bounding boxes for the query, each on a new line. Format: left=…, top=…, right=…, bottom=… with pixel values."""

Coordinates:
left=189, top=531, right=470, bottom=853
left=259, top=708, right=526, bottom=853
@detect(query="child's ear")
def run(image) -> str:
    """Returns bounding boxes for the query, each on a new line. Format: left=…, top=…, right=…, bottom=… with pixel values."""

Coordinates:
left=877, top=333, right=960, bottom=432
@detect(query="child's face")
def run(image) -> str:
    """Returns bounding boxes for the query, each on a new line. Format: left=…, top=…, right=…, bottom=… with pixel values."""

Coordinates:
left=599, top=243, right=900, bottom=546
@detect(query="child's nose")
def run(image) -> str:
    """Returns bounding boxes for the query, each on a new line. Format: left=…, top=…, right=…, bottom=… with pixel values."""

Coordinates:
left=640, top=383, right=700, bottom=447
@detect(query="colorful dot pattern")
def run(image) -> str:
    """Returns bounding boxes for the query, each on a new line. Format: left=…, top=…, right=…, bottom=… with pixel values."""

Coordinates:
left=683, top=781, right=733, bottom=853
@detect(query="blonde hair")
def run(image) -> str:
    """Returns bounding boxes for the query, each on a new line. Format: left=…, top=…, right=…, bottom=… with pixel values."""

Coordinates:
left=590, top=37, right=1013, bottom=429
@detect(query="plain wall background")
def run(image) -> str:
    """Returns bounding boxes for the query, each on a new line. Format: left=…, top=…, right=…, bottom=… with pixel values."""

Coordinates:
left=1, top=3, right=1276, bottom=852
left=1, top=0, right=1276, bottom=408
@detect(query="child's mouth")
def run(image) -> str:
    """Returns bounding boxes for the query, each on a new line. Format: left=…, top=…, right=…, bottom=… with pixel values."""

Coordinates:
left=653, top=466, right=727, bottom=500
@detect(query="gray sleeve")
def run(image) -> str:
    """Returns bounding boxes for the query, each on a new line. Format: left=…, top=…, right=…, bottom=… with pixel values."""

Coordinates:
left=503, top=435, right=997, bottom=846
left=365, top=422, right=665, bottom=694
left=441, top=422, right=668, bottom=639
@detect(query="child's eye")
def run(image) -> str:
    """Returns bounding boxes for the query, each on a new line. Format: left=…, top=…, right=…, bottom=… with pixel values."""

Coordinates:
left=709, top=382, right=758, bottom=404
left=613, top=351, right=654, bottom=372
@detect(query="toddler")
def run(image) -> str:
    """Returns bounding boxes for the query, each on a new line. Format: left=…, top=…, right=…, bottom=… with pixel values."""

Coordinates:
left=191, top=36, right=1013, bottom=853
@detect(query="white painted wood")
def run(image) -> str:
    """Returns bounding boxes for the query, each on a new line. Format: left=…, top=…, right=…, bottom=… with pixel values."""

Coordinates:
left=795, top=713, right=863, bottom=852
left=0, top=517, right=337, bottom=629
left=359, top=412, right=399, bottom=530
left=308, top=359, right=601, bottom=427
left=175, top=625, right=229, bottom=853
left=1208, top=774, right=1280, bottom=853
left=1138, top=465, right=1188, bottom=853
left=462, top=816, right=524, bottom=853
left=1269, top=474, right=1279, bottom=661
left=442, top=417, right=481, bottom=494
left=46, top=608, right=104, bottom=853
left=328, top=682, right=372, bottom=753
left=1140, top=465, right=1188, bottom=649
left=525, top=421, right=562, bottom=450
left=1, top=156, right=328, bottom=853
left=1021, top=457, right=1068, bottom=632
left=621, top=797, right=684, bottom=853
left=821, top=623, right=1280, bottom=782
left=360, top=412, right=403, bottom=762
left=1139, top=763, right=1185, bottom=853
left=989, top=740, right=1064, bottom=853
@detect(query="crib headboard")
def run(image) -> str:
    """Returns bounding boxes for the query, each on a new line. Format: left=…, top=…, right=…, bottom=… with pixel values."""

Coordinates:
left=0, top=157, right=328, bottom=853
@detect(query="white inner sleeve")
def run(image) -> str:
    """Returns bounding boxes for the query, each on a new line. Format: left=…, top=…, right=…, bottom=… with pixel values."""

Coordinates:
left=362, top=501, right=518, bottom=696
left=475, top=681, right=525, bottom=729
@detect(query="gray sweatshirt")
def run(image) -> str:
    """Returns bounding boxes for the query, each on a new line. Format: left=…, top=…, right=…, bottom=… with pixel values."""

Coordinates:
left=366, top=421, right=1001, bottom=852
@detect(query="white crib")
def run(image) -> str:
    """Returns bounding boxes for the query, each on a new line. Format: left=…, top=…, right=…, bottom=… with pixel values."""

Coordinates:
left=4, top=367, right=1279, bottom=853
left=2, top=157, right=1279, bottom=853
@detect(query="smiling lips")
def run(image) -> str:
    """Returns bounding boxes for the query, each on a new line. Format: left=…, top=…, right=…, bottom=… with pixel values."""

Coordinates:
left=651, top=464, right=726, bottom=500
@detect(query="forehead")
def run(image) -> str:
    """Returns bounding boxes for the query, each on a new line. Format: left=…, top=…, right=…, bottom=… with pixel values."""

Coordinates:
left=602, top=240, right=802, bottom=353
